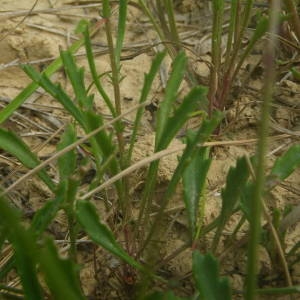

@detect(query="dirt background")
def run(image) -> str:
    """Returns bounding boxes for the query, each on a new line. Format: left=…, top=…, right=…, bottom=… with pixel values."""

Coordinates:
left=0, top=0, right=300, bottom=299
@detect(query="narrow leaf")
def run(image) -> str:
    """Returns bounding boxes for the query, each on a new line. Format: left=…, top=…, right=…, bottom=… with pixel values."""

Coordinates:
left=22, top=65, right=86, bottom=127
left=57, top=124, right=77, bottom=180
left=83, top=110, right=120, bottom=177
left=156, top=51, right=187, bottom=147
left=212, top=157, right=249, bottom=251
left=157, top=86, right=208, bottom=150
left=76, top=200, right=143, bottom=271
left=115, top=0, right=127, bottom=65
left=0, top=196, right=43, bottom=299
left=270, top=144, right=300, bottom=181
left=221, top=157, right=249, bottom=218
left=183, top=147, right=211, bottom=238
left=31, top=183, right=65, bottom=236
left=0, top=22, right=98, bottom=124
left=60, top=50, right=92, bottom=109
left=38, top=239, right=85, bottom=300
left=144, top=111, right=223, bottom=248
left=83, top=26, right=115, bottom=115
left=127, top=51, right=166, bottom=162
left=0, top=128, right=55, bottom=191
left=240, top=182, right=255, bottom=221
left=193, top=251, right=231, bottom=300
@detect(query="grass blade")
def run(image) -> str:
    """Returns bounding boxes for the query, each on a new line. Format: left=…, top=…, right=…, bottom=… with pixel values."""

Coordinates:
left=82, top=25, right=115, bottom=115
left=155, top=51, right=187, bottom=148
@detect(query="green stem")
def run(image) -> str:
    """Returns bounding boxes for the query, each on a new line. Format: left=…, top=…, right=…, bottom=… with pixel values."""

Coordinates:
left=245, top=1, right=280, bottom=298
left=102, top=0, right=129, bottom=219
left=283, top=0, right=300, bottom=43
left=208, top=0, right=224, bottom=113
left=164, top=0, right=180, bottom=48
left=64, top=178, right=79, bottom=262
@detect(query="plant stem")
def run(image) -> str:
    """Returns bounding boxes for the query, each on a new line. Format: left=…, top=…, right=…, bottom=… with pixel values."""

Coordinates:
left=283, top=0, right=300, bottom=43
left=208, top=0, right=224, bottom=114
left=164, top=0, right=180, bottom=49
left=102, top=0, right=130, bottom=219
left=65, top=178, right=79, bottom=262
left=245, top=1, right=280, bottom=298
left=103, top=5, right=124, bottom=153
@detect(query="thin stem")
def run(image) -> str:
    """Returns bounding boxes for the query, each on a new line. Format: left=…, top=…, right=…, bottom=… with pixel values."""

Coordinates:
left=208, top=0, right=224, bottom=114
left=102, top=0, right=129, bottom=219
left=164, top=0, right=180, bottom=49
left=245, top=1, right=280, bottom=298
left=283, top=0, right=300, bottom=43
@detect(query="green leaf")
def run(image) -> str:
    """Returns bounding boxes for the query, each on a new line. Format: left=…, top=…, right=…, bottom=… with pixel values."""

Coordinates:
left=221, top=157, right=249, bottom=217
left=0, top=22, right=97, bottom=124
left=291, top=67, right=300, bottom=81
left=240, top=182, right=255, bottom=221
left=115, top=0, right=127, bottom=65
left=57, top=124, right=77, bottom=180
left=193, top=251, right=231, bottom=300
left=31, top=183, right=65, bottom=236
left=22, top=65, right=86, bottom=127
left=155, top=51, right=187, bottom=147
left=38, top=239, right=85, bottom=300
left=83, top=110, right=120, bottom=178
left=60, top=50, right=92, bottom=110
left=0, top=128, right=55, bottom=191
left=0, top=129, right=38, bottom=168
left=75, top=19, right=90, bottom=34
left=235, top=16, right=268, bottom=76
left=144, top=111, right=223, bottom=248
left=0, top=196, right=43, bottom=299
left=84, top=111, right=115, bottom=160
left=76, top=200, right=143, bottom=271
left=250, top=16, right=269, bottom=42
left=183, top=147, right=211, bottom=238
left=157, top=86, right=208, bottom=150
left=127, top=51, right=166, bottom=162
left=270, top=144, right=300, bottom=181
left=162, top=111, right=223, bottom=204
left=212, top=157, right=249, bottom=251
left=83, top=26, right=115, bottom=115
